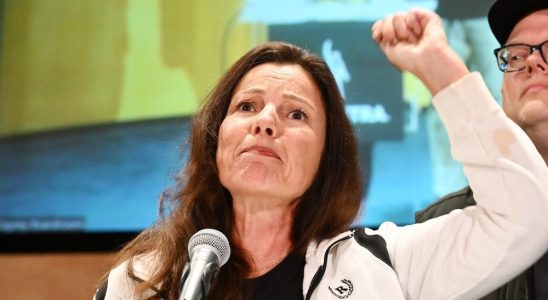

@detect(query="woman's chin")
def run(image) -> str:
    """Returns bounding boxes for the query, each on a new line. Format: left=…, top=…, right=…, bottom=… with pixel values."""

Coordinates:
left=221, top=164, right=303, bottom=200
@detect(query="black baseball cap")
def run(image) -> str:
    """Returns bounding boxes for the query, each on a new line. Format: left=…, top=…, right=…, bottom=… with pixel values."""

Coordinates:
left=488, top=0, right=548, bottom=45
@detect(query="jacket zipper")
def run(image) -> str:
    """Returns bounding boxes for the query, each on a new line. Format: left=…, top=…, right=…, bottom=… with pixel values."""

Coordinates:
left=304, top=231, right=354, bottom=300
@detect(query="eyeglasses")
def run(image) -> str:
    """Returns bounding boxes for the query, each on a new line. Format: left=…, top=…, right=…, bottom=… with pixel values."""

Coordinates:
left=494, top=40, right=548, bottom=72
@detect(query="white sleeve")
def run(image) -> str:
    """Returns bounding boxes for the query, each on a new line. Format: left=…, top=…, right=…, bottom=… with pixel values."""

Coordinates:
left=103, top=255, right=158, bottom=300
left=103, top=261, right=142, bottom=300
left=377, top=72, right=548, bottom=300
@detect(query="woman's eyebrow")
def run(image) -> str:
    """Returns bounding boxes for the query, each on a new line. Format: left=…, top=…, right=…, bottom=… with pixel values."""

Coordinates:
left=283, top=92, right=317, bottom=111
left=240, top=87, right=265, bottom=95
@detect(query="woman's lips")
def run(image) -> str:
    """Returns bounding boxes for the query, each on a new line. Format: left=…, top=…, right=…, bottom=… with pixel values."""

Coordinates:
left=241, top=145, right=281, bottom=160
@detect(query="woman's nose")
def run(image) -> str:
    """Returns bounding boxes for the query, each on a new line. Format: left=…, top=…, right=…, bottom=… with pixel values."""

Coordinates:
left=252, top=106, right=280, bottom=137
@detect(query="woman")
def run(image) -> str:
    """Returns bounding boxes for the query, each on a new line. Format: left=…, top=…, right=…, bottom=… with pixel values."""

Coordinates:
left=98, top=41, right=362, bottom=300
left=96, top=14, right=548, bottom=299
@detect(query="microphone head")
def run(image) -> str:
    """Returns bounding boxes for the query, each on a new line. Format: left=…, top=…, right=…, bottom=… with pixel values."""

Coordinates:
left=188, top=229, right=231, bottom=266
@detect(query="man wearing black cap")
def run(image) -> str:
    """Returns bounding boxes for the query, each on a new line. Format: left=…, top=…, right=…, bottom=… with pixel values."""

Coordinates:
left=372, top=0, right=548, bottom=299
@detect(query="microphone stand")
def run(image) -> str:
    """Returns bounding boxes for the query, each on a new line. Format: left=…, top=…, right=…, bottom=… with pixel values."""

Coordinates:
left=178, top=250, right=220, bottom=300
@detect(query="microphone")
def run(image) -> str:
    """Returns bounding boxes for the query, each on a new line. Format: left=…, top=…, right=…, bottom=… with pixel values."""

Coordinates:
left=179, top=229, right=231, bottom=300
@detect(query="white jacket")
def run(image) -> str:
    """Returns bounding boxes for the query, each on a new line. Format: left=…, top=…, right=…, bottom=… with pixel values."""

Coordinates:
left=99, top=73, right=548, bottom=300
left=304, top=73, right=548, bottom=300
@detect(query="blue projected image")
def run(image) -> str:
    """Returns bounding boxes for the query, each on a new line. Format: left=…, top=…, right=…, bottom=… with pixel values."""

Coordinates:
left=0, top=0, right=497, bottom=240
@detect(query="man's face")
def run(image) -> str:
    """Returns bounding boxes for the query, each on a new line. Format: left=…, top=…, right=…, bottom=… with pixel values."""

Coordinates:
left=502, top=9, right=548, bottom=131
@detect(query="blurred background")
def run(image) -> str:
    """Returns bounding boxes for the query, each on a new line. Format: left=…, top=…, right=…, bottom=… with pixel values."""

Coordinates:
left=0, top=0, right=499, bottom=298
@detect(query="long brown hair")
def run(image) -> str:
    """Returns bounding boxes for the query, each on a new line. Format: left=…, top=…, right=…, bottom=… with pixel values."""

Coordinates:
left=112, top=41, right=363, bottom=300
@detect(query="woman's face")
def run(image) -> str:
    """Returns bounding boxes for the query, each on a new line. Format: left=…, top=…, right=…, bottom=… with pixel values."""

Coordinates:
left=216, top=63, right=326, bottom=205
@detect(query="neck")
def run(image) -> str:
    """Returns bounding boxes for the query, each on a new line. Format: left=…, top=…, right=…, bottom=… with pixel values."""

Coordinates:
left=524, top=125, right=548, bottom=165
left=232, top=196, right=295, bottom=277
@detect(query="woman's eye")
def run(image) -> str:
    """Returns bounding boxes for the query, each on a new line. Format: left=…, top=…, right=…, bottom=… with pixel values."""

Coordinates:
left=236, top=102, right=254, bottom=112
left=288, top=110, right=307, bottom=120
